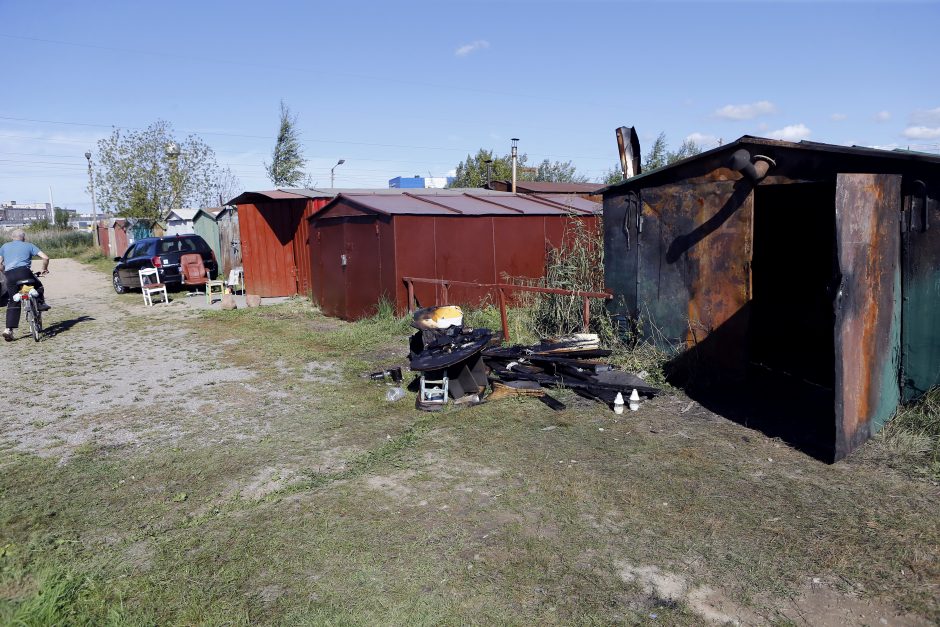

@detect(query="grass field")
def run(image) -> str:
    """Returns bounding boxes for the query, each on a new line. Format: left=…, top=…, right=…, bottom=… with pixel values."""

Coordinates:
left=1, top=276, right=937, bottom=625
left=0, top=229, right=94, bottom=259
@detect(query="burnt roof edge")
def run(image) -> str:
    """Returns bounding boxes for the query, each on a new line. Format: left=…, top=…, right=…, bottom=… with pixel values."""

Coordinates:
left=597, top=135, right=940, bottom=195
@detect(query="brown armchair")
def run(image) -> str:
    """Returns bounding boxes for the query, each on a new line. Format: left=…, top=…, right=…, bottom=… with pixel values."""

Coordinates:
left=180, top=253, right=209, bottom=291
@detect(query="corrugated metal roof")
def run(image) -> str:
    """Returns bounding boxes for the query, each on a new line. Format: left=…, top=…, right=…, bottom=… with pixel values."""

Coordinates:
left=228, top=186, right=518, bottom=205
left=319, top=190, right=600, bottom=218
left=487, top=181, right=603, bottom=194
left=532, top=193, right=603, bottom=213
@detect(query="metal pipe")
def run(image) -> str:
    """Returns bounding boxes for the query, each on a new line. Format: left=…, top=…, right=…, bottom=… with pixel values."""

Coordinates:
left=84, top=151, right=99, bottom=247
left=498, top=287, right=509, bottom=342
left=510, top=138, right=519, bottom=193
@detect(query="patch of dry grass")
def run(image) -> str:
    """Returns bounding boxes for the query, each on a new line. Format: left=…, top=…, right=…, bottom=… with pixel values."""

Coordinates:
left=1, top=300, right=937, bottom=625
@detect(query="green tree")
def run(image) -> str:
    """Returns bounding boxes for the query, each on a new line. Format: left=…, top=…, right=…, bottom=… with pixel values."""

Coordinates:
left=600, top=165, right=624, bottom=185
left=667, top=137, right=703, bottom=163
left=643, top=132, right=669, bottom=171
left=450, top=149, right=521, bottom=188
left=266, top=101, right=307, bottom=187
left=602, top=134, right=705, bottom=185
left=93, top=120, right=236, bottom=221
left=53, top=207, right=70, bottom=229
left=451, top=149, right=590, bottom=188
left=534, top=159, right=589, bottom=183
left=642, top=133, right=705, bottom=174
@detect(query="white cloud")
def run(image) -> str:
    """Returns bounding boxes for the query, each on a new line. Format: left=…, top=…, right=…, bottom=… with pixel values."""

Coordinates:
left=911, top=107, right=940, bottom=125
left=768, top=123, right=811, bottom=141
left=830, top=113, right=847, bottom=122
left=873, top=110, right=892, bottom=122
left=713, top=100, right=776, bottom=120
left=685, top=132, right=718, bottom=148
left=455, top=40, right=490, bottom=57
left=446, top=169, right=457, bottom=177
left=902, top=126, right=940, bottom=140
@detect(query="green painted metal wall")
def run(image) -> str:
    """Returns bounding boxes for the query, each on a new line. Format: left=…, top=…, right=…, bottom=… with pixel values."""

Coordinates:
left=901, top=179, right=940, bottom=402
left=193, top=212, right=221, bottom=265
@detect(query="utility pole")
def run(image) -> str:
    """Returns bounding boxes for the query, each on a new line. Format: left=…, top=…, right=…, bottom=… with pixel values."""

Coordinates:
left=510, top=138, right=519, bottom=193
left=47, top=187, right=55, bottom=223
left=165, top=142, right=181, bottom=210
left=84, top=151, right=99, bottom=246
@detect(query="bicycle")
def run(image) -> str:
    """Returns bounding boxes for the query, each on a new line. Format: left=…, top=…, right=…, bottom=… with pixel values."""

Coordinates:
left=12, top=276, right=44, bottom=342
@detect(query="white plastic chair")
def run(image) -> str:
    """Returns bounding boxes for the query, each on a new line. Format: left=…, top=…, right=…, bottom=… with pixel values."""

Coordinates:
left=139, top=267, right=168, bottom=306
left=227, top=266, right=245, bottom=295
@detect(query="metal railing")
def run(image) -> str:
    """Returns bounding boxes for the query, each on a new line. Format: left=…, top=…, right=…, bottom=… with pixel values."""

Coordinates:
left=402, top=276, right=612, bottom=342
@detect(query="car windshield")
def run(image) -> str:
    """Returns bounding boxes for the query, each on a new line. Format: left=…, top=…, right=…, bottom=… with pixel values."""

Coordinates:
left=159, top=238, right=204, bottom=254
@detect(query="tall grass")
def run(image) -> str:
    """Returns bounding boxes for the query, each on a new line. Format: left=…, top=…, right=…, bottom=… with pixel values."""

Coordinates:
left=0, top=229, right=94, bottom=258
left=524, top=218, right=617, bottom=343
left=882, top=387, right=940, bottom=479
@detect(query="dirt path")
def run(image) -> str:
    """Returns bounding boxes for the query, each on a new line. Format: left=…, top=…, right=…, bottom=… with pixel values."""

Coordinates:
left=1, top=258, right=259, bottom=463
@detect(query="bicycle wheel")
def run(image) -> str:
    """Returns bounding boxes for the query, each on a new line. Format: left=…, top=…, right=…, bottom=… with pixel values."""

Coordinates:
left=27, top=299, right=41, bottom=342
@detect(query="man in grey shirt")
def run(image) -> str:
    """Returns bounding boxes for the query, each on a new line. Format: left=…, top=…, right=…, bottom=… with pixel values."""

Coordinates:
left=0, top=229, right=50, bottom=341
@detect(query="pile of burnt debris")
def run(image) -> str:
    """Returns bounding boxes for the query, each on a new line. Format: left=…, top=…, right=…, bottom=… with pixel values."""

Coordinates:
left=371, top=305, right=660, bottom=412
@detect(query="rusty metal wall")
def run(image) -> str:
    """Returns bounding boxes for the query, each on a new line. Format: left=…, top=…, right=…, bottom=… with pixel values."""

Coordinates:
left=315, top=220, right=346, bottom=317
left=97, top=225, right=110, bottom=257
left=392, top=214, right=601, bottom=315
left=636, top=179, right=754, bottom=377
left=346, top=217, right=387, bottom=319
left=311, top=215, right=393, bottom=320
left=113, top=226, right=129, bottom=258
left=218, top=210, right=241, bottom=277
left=833, top=173, right=902, bottom=460
left=238, top=199, right=309, bottom=297
left=309, top=204, right=600, bottom=319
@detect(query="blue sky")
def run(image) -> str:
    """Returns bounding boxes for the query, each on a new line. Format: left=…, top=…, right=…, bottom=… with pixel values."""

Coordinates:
left=1, top=0, right=938, bottom=212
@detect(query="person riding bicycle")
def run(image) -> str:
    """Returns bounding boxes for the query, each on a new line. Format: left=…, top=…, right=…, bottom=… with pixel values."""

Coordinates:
left=0, top=229, right=50, bottom=342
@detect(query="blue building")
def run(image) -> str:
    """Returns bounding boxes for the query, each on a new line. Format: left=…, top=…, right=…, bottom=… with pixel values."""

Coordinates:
left=388, top=176, right=455, bottom=189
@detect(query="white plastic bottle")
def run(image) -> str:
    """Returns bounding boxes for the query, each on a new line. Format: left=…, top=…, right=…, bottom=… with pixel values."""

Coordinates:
left=613, top=392, right=624, bottom=414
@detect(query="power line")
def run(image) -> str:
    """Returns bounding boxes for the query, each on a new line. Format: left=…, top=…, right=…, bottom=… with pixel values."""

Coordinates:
left=0, top=33, right=608, bottom=109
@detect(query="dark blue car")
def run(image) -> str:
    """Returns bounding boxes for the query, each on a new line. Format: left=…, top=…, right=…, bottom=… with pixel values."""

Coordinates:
left=112, top=234, right=218, bottom=293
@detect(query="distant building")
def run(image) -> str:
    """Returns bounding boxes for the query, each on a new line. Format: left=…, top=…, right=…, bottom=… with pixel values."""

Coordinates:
left=0, top=201, right=50, bottom=225
left=164, top=208, right=199, bottom=235
left=388, top=176, right=455, bottom=189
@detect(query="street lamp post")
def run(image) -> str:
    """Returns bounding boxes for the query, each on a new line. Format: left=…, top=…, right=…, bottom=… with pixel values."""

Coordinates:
left=331, top=159, right=345, bottom=188
left=165, top=142, right=181, bottom=210
left=510, top=138, right=519, bottom=193
left=84, top=151, right=99, bottom=246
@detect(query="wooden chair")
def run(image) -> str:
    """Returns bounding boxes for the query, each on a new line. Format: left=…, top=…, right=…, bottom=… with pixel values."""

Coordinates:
left=138, top=267, right=168, bottom=306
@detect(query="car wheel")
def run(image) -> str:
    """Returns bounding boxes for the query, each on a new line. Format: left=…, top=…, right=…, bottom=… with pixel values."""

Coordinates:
left=113, top=273, right=127, bottom=294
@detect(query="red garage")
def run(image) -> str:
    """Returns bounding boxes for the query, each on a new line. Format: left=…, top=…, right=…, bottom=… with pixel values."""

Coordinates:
left=307, top=189, right=600, bottom=320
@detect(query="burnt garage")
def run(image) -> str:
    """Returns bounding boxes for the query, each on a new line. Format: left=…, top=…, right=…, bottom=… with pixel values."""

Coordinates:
left=308, top=189, right=600, bottom=321
left=602, top=136, right=940, bottom=461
